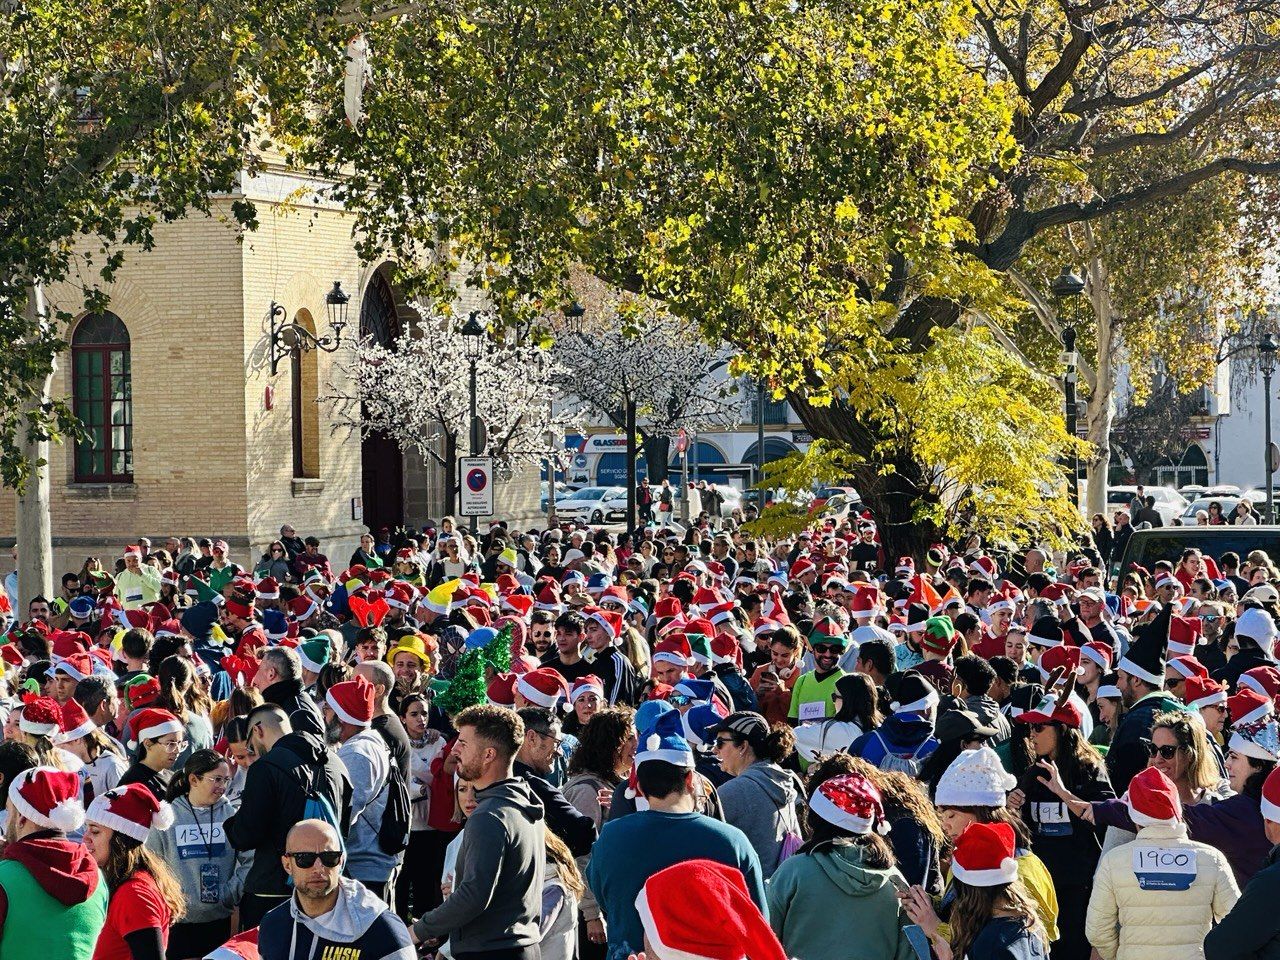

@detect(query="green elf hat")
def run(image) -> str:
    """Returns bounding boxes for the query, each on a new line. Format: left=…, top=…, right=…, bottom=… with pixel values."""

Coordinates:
left=919, top=615, right=958, bottom=656
left=297, top=638, right=330, bottom=674
left=808, top=617, right=848, bottom=649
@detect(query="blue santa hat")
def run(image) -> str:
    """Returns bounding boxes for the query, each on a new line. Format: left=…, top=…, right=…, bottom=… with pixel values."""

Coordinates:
left=680, top=704, right=723, bottom=749
left=635, top=699, right=674, bottom=733
left=262, top=609, right=289, bottom=643
left=673, top=678, right=715, bottom=704
left=180, top=601, right=218, bottom=645
left=637, top=709, right=695, bottom=768
left=68, top=596, right=96, bottom=619
left=587, top=573, right=613, bottom=594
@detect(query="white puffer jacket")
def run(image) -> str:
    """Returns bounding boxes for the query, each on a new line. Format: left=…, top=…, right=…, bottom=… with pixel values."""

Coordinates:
left=1085, top=822, right=1240, bottom=960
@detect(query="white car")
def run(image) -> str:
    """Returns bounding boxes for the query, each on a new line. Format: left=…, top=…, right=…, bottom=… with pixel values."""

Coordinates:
left=554, top=486, right=626, bottom=524
left=1106, top=485, right=1187, bottom=525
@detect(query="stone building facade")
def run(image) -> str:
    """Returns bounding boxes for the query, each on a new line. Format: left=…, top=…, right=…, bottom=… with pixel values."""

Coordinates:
left=0, top=165, right=541, bottom=577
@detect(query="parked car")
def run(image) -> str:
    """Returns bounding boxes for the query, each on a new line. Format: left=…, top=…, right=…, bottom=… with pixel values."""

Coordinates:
left=1180, top=496, right=1244, bottom=524
left=810, top=486, right=859, bottom=512
left=554, top=486, right=626, bottom=524
left=1106, top=485, right=1187, bottom=525
left=1112, top=526, right=1280, bottom=583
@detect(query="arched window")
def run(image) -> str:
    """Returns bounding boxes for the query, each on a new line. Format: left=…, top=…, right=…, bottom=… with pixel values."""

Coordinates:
left=72, top=312, right=133, bottom=482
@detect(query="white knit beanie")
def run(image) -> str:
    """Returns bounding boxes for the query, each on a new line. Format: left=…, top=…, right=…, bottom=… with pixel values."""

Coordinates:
left=934, top=746, right=1018, bottom=808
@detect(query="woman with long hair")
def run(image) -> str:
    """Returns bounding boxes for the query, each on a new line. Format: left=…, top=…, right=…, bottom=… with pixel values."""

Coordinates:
left=118, top=709, right=186, bottom=801
left=903, top=821, right=1049, bottom=960
left=253, top=541, right=291, bottom=582
left=768, top=772, right=915, bottom=960
left=793, top=672, right=881, bottom=769
left=710, top=712, right=801, bottom=878
left=563, top=707, right=637, bottom=960
left=16, top=696, right=77, bottom=771
left=85, top=784, right=186, bottom=960
left=540, top=830, right=585, bottom=960
left=1013, top=687, right=1113, bottom=960
left=146, top=750, right=247, bottom=959
left=154, top=656, right=213, bottom=765
left=395, top=692, right=447, bottom=922
left=1091, top=513, right=1114, bottom=565
left=933, top=747, right=1060, bottom=943
left=1088, top=678, right=1125, bottom=749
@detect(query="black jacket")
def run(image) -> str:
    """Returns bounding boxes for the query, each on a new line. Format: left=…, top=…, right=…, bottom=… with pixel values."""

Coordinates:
left=513, top=760, right=596, bottom=857
left=262, top=678, right=325, bottom=737
left=1206, top=844, right=1280, bottom=960
left=1215, top=648, right=1279, bottom=693
left=1020, top=758, right=1113, bottom=884
left=1106, top=690, right=1183, bottom=793
left=225, top=730, right=352, bottom=897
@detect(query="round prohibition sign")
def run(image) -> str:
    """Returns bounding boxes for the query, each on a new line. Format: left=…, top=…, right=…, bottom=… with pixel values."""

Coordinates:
left=466, top=468, right=489, bottom=492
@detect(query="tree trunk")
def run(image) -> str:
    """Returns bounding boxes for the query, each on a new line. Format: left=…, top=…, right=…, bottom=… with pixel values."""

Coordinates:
left=17, top=283, right=54, bottom=610
left=786, top=392, right=941, bottom=560
left=1084, top=251, right=1117, bottom=520
left=642, top=435, right=671, bottom=484
left=443, top=429, right=458, bottom=517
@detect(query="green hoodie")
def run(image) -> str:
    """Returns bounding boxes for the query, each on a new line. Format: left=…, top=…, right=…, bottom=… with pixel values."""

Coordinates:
left=766, top=841, right=915, bottom=960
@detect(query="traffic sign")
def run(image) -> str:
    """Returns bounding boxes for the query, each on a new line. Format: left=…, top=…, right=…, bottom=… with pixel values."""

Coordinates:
left=675, top=428, right=688, bottom=455
left=459, top=457, right=495, bottom=516
left=1270, top=442, right=1280, bottom=475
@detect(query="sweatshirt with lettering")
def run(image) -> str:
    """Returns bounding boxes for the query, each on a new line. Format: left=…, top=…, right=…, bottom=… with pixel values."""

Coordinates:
left=144, top=795, right=251, bottom=924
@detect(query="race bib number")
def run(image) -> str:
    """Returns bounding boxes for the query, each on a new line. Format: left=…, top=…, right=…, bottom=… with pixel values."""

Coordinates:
left=175, top=822, right=226, bottom=860
left=798, top=700, right=826, bottom=722
left=124, top=587, right=144, bottom=604
left=1032, top=801, right=1072, bottom=837
left=1132, top=846, right=1197, bottom=890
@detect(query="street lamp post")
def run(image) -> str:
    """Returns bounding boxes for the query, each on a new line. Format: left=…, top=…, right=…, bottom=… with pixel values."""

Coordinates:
left=1051, top=267, right=1086, bottom=511
left=460, top=312, right=488, bottom=536
left=1261, top=334, right=1278, bottom=521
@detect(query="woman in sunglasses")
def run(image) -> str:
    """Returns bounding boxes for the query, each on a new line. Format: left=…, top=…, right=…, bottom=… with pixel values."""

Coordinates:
left=146, top=749, right=248, bottom=959
left=1012, top=687, right=1114, bottom=960
left=1038, top=704, right=1280, bottom=889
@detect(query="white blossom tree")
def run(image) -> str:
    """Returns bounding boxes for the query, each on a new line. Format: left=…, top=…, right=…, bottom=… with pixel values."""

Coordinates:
left=551, top=282, right=742, bottom=484
left=324, top=308, right=579, bottom=513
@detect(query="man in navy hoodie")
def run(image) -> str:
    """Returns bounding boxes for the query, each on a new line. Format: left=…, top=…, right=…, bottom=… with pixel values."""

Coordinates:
left=257, top=819, right=413, bottom=960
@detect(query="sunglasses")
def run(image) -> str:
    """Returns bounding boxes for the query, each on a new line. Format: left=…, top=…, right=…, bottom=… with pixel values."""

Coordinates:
left=286, top=850, right=342, bottom=868
left=668, top=693, right=693, bottom=707
left=812, top=644, right=842, bottom=654
left=1028, top=724, right=1053, bottom=734
left=713, top=737, right=738, bottom=749
left=1146, top=742, right=1183, bottom=760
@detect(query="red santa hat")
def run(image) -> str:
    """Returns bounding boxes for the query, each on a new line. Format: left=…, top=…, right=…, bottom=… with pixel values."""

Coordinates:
left=1167, top=655, right=1208, bottom=681
left=1240, top=666, right=1280, bottom=700
left=87, top=783, right=175, bottom=843
left=1168, top=616, right=1203, bottom=657
left=635, top=859, right=787, bottom=960
left=583, top=607, right=623, bottom=645
left=130, top=707, right=184, bottom=744
left=1035, top=645, right=1082, bottom=682
left=515, top=668, right=570, bottom=710
left=56, top=697, right=96, bottom=744
left=809, top=773, right=888, bottom=835
left=501, top=594, right=534, bottom=620
left=384, top=582, right=414, bottom=612
left=1261, top=766, right=1280, bottom=824
left=121, top=545, right=143, bottom=561
left=788, top=557, right=816, bottom=580
left=486, top=673, right=518, bottom=708
left=1183, top=675, right=1227, bottom=711
left=570, top=675, right=605, bottom=704
left=1080, top=641, right=1113, bottom=672
left=254, top=577, right=280, bottom=601
left=50, top=631, right=90, bottom=660
left=653, top=634, right=693, bottom=669
left=205, top=929, right=260, bottom=960
left=19, top=695, right=63, bottom=737
left=54, top=652, right=95, bottom=683
left=951, top=821, right=1019, bottom=887
left=1124, top=766, right=1183, bottom=828
left=534, top=582, right=562, bottom=613
left=652, top=597, right=682, bottom=620
left=1229, top=687, right=1274, bottom=727
left=325, top=676, right=376, bottom=728
left=849, top=587, right=878, bottom=619
left=287, top=594, right=318, bottom=622
left=710, top=633, right=741, bottom=669
left=705, top=601, right=737, bottom=627
left=9, top=766, right=85, bottom=833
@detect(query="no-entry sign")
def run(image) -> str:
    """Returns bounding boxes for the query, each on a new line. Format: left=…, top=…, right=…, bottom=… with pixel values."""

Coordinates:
left=459, top=457, right=495, bottom=516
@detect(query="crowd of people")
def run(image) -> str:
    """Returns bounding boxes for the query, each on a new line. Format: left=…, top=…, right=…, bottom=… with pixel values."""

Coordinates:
left=1, top=507, right=1280, bottom=960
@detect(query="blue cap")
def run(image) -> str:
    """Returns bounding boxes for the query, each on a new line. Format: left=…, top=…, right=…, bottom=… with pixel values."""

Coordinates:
left=465, top=626, right=498, bottom=650
left=636, top=709, right=695, bottom=768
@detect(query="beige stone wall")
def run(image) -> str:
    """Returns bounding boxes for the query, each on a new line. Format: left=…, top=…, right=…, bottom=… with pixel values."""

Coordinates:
left=0, top=170, right=544, bottom=578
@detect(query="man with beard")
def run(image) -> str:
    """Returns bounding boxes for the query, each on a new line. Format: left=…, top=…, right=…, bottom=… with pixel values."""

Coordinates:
left=411, top=706, right=546, bottom=958
left=787, top=618, right=847, bottom=724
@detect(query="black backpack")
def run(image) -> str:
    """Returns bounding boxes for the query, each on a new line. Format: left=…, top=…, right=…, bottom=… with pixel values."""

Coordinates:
left=376, top=755, right=412, bottom=855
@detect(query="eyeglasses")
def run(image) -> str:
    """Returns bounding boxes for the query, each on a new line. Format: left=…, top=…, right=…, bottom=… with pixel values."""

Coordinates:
left=159, top=739, right=189, bottom=751
left=1146, top=742, right=1183, bottom=760
left=285, top=851, right=343, bottom=868
left=533, top=728, right=564, bottom=746
left=201, top=775, right=232, bottom=786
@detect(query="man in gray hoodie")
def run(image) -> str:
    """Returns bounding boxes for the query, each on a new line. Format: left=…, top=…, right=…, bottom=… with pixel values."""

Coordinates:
left=412, top=704, right=546, bottom=960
